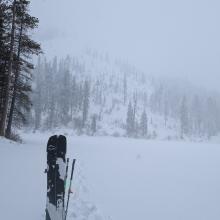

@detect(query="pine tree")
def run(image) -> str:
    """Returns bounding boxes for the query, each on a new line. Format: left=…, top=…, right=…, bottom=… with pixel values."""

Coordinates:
left=91, top=114, right=97, bottom=135
left=126, top=101, right=134, bottom=136
left=0, top=0, right=16, bottom=136
left=191, top=95, right=202, bottom=136
left=32, top=57, right=43, bottom=130
left=164, top=98, right=168, bottom=127
left=0, top=1, right=10, bottom=126
left=82, top=80, right=90, bottom=127
left=59, top=70, right=71, bottom=126
left=6, top=0, right=41, bottom=137
left=70, top=76, right=78, bottom=118
left=140, top=110, right=148, bottom=137
left=123, top=73, right=127, bottom=105
left=0, top=0, right=40, bottom=137
left=180, top=96, right=189, bottom=138
left=205, top=97, right=219, bottom=138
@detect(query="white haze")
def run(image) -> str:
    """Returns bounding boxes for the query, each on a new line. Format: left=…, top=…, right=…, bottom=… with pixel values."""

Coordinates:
left=30, top=0, right=220, bottom=91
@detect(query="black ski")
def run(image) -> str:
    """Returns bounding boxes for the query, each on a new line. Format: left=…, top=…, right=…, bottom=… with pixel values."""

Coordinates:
left=46, top=135, right=67, bottom=220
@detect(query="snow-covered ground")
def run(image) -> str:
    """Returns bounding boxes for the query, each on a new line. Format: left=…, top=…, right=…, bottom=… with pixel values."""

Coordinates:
left=1, top=133, right=220, bottom=220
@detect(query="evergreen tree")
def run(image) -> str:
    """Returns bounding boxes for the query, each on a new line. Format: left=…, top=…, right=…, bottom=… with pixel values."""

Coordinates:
left=59, top=70, right=71, bottom=126
left=0, top=0, right=16, bottom=136
left=0, top=0, right=41, bottom=137
left=6, top=0, right=41, bottom=137
left=180, top=96, right=189, bottom=138
left=191, top=95, right=202, bottom=136
left=32, top=57, right=43, bottom=130
left=140, top=110, right=148, bottom=137
left=126, top=101, right=134, bottom=136
left=82, top=80, right=90, bottom=127
left=123, top=73, right=127, bottom=104
left=0, top=1, right=10, bottom=127
left=91, top=114, right=97, bottom=135
left=164, top=98, right=168, bottom=127
left=45, top=64, right=55, bottom=129
left=205, top=97, right=219, bottom=138
left=70, top=76, right=77, bottom=119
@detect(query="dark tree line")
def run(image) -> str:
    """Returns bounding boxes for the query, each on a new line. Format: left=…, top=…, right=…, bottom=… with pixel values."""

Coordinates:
left=32, top=57, right=91, bottom=134
left=0, top=0, right=41, bottom=139
left=149, top=82, right=220, bottom=139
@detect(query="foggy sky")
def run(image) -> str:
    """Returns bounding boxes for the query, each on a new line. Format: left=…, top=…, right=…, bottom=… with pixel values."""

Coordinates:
left=30, top=0, right=220, bottom=91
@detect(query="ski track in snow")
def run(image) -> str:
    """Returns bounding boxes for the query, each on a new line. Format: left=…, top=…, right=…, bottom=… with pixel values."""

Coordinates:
left=67, top=159, right=106, bottom=220
left=1, top=132, right=220, bottom=220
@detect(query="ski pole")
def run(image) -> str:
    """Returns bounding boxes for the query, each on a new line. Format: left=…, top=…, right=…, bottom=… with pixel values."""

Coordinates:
left=64, top=158, right=69, bottom=191
left=65, top=159, right=76, bottom=220
left=63, top=158, right=69, bottom=214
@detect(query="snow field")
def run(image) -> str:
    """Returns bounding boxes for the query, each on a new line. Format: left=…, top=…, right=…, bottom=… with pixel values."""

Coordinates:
left=0, top=133, right=220, bottom=220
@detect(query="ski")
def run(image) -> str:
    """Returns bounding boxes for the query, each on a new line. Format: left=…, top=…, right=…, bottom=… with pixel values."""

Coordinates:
left=46, top=135, right=67, bottom=220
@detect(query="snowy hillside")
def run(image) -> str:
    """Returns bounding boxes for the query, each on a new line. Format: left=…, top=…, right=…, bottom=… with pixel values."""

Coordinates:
left=1, top=133, right=220, bottom=220
left=30, top=50, right=220, bottom=141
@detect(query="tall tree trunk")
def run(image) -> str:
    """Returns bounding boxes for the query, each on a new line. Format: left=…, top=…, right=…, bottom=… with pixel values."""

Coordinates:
left=6, top=8, right=23, bottom=138
left=6, top=2, right=24, bottom=137
left=0, top=0, right=16, bottom=136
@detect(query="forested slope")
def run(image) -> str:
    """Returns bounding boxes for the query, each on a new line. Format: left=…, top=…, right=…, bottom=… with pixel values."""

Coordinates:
left=30, top=50, right=220, bottom=140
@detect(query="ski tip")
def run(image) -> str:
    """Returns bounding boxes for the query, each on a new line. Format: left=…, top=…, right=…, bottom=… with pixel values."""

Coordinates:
left=47, top=135, right=67, bottom=144
left=57, top=134, right=67, bottom=139
left=47, top=135, right=67, bottom=153
left=47, top=135, right=57, bottom=147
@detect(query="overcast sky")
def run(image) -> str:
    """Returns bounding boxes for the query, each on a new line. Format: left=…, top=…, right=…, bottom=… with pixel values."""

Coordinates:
left=30, top=0, right=220, bottom=91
